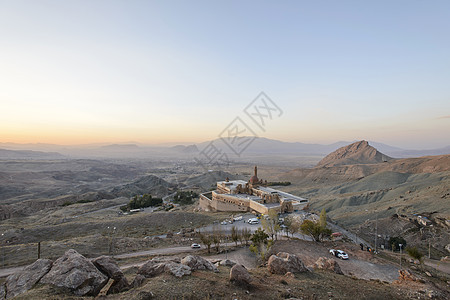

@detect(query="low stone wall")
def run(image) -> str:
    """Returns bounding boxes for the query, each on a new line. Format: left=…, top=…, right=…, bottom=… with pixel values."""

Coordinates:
left=249, top=201, right=270, bottom=215
left=213, top=200, right=248, bottom=212
left=199, top=192, right=213, bottom=211
left=199, top=191, right=248, bottom=212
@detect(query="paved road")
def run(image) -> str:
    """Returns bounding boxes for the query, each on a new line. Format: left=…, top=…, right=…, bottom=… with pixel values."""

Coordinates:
left=327, top=222, right=371, bottom=248
left=114, top=245, right=200, bottom=259
left=424, top=258, right=450, bottom=275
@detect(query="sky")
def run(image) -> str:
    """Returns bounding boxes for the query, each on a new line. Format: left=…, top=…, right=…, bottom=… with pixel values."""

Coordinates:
left=1, top=0, right=449, bottom=149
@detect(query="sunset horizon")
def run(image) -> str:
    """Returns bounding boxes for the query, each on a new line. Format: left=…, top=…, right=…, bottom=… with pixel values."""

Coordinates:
left=1, top=1, right=449, bottom=149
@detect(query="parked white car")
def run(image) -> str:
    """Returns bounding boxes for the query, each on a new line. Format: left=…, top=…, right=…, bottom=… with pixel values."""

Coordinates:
left=248, top=218, right=259, bottom=225
left=233, top=216, right=243, bottom=221
left=329, top=249, right=349, bottom=260
left=191, top=243, right=201, bottom=249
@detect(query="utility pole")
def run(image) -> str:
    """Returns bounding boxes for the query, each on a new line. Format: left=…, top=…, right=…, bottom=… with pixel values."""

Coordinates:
left=375, top=212, right=378, bottom=253
left=428, top=225, right=433, bottom=259
left=399, top=244, right=403, bottom=269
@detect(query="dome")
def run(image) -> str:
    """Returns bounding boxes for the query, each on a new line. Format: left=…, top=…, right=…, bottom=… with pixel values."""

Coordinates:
left=250, top=175, right=259, bottom=184
left=249, top=165, right=259, bottom=184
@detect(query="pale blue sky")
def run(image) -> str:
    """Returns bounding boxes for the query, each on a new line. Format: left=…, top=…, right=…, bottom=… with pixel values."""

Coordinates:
left=1, top=0, right=449, bottom=148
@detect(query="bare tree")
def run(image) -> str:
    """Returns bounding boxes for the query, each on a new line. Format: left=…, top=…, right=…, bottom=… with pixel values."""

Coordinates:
left=231, top=226, right=240, bottom=246
left=197, top=231, right=212, bottom=253
left=261, top=210, right=280, bottom=241
left=285, top=215, right=300, bottom=237
left=212, top=226, right=222, bottom=253
left=241, top=227, right=252, bottom=245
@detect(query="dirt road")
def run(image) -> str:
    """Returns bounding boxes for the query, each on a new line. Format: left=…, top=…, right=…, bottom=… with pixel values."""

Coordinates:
left=272, top=240, right=400, bottom=283
left=424, top=258, right=450, bottom=275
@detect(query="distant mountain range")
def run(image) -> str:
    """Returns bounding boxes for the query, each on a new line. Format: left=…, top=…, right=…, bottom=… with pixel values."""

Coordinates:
left=0, top=148, right=65, bottom=159
left=196, top=137, right=450, bottom=158
left=0, top=138, right=449, bottom=159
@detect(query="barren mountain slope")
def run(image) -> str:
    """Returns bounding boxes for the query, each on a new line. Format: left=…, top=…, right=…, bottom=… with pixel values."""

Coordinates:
left=316, top=140, right=393, bottom=167
left=280, top=149, right=450, bottom=185
left=276, top=142, right=450, bottom=256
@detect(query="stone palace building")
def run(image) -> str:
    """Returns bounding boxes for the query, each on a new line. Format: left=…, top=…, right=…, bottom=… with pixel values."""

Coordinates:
left=199, top=166, right=308, bottom=215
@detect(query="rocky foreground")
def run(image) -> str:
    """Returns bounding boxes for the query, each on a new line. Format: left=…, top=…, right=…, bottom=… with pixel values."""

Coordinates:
left=1, top=248, right=447, bottom=299
left=0, top=249, right=347, bottom=299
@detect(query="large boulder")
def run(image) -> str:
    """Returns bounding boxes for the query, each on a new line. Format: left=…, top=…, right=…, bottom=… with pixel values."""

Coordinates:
left=138, top=260, right=167, bottom=278
left=107, top=276, right=131, bottom=295
left=164, top=262, right=191, bottom=278
left=219, top=259, right=236, bottom=267
left=91, top=256, right=130, bottom=295
left=313, top=257, right=343, bottom=275
left=40, top=249, right=108, bottom=297
left=267, top=252, right=308, bottom=275
left=181, top=255, right=218, bottom=272
left=92, top=256, right=124, bottom=280
left=229, top=264, right=252, bottom=286
left=132, top=274, right=146, bottom=288
left=138, top=259, right=191, bottom=278
left=5, top=259, right=53, bottom=299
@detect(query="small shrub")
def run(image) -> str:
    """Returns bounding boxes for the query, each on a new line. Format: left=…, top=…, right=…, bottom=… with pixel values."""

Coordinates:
left=76, top=199, right=94, bottom=204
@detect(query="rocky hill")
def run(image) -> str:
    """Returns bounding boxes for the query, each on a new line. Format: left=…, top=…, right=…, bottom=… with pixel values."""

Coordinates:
left=181, top=170, right=236, bottom=190
left=316, top=140, right=393, bottom=168
left=281, top=145, right=450, bottom=185
left=110, top=175, right=175, bottom=198
left=276, top=142, right=450, bottom=256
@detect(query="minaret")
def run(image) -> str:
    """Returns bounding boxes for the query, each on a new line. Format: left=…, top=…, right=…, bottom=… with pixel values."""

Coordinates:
left=250, top=165, right=259, bottom=185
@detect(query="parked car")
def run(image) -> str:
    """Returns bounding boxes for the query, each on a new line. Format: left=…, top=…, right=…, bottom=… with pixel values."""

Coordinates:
left=329, top=249, right=349, bottom=260
left=248, top=218, right=259, bottom=225
left=191, top=243, right=201, bottom=249
left=233, top=216, right=243, bottom=221
left=220, top=221, right=228, bottom=225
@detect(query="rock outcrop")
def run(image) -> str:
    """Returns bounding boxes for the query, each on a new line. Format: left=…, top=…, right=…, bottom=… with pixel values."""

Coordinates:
left=132, top=274, right=146, bottom=288
left=0, top=284, right=6, bottom=299
left=313, top=257, right=343, bottom=275
left=164, top=262, right=192, bottom=277
left=5, top=259, right=53, bottom=299
left=181, top=255, right=218, bottom=272
left=267, top=252, right=308, bottom=275
left=229, top=264, right=252, bottom=285
left=138, top=258, right=191, bottom=278
left=316, top=140, right=393, bottom=168
left=91, top=255, right=130, bottom=294
left=107, top=276, right=131, bottom=295
left=40, top=249, right=108, bottom=297
left=92, top=255, right=123, bottom=280
left=138, top=260, right=167, bottom=278
left=219, top=259, right=236, bottom=267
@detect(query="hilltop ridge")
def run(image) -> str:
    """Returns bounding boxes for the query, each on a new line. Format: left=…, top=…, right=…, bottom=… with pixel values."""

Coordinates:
left=316, top=140, right=393, bottom=168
